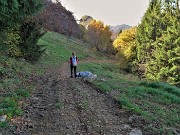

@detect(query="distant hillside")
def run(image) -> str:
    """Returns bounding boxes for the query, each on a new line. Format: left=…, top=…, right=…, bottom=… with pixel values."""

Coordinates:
left=36, top=1, right=81, bottom=38
left=110, top=24, right=131, bottom=33
left=79, top=15, right=93, bottom=28
left=110, top=24, right=131, bottom=40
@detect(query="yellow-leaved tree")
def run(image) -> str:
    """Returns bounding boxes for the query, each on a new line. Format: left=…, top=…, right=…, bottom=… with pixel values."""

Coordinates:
left=113, top=27, right=137, bottom=68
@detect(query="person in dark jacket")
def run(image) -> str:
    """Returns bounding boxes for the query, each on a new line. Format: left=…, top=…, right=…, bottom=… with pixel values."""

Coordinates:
left=69, top=52, right=78, bottom=78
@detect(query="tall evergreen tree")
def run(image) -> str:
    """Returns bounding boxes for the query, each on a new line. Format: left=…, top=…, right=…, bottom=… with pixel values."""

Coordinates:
left=136, top=0, right=180, bottom=86
left=136, top=0, right=162, bottom=63
left=147, top=0, right=180, bottom=86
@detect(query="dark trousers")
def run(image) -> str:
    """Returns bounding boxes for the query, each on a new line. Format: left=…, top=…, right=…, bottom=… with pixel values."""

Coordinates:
left=70, top=65, right=77, bottom=77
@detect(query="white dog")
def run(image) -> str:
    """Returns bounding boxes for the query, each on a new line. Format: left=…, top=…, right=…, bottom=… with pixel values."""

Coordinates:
left=76, top=71, right=97, bottom=81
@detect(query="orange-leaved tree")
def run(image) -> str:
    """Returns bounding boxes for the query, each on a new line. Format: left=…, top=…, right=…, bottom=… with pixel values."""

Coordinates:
left=86, top=19, right=114, bottom=53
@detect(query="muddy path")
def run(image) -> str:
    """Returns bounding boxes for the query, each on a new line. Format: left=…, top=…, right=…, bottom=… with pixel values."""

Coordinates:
left=1, top=61, right=147, bottom=135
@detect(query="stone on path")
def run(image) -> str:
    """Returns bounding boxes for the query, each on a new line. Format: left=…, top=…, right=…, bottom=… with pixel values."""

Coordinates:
left=0, top=115, right=7, bottom=122
left=129, top=128, right=143, bottom=135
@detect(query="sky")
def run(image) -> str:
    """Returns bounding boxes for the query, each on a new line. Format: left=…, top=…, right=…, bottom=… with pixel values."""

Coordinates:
left=54, top=0, right=149, bottom=26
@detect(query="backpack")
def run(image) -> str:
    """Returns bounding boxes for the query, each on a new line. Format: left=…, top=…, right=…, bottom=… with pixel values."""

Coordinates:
left=72, top=56, right=77, bottom=66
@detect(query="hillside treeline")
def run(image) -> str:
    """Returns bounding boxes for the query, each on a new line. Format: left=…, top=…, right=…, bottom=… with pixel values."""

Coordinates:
left=113, top=0, right=180, bottom=86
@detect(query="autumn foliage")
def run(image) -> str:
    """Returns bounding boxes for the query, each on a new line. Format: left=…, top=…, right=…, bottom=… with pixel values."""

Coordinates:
left=113, top=27, right=137, bottom=63
left=85, top=19, right=114, bottom=53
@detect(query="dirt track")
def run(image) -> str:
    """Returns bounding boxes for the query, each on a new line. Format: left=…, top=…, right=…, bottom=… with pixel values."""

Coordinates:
left=1, top=62, right=147, bottom=135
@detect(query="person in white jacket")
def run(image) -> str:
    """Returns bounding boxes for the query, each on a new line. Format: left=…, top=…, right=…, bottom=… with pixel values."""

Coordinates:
left=69, top=52, right=78, bottom=78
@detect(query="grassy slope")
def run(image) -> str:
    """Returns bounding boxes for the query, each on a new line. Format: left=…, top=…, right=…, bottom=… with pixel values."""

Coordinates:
left=1, top=32, right=180, bottom=134
left=37, top=32, right=107, bottom=67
